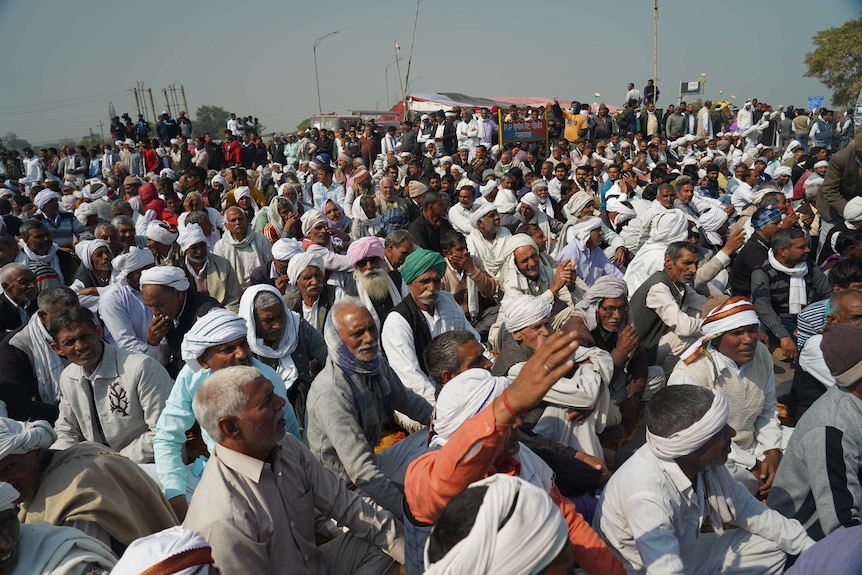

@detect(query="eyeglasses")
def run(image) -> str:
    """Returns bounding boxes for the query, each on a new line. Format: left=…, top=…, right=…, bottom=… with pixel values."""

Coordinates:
left=599, top=303, right=628, bottom=316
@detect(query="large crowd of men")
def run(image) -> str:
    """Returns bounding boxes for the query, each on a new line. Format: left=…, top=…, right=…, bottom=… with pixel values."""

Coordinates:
left=0, top=81, right=860, bottom=574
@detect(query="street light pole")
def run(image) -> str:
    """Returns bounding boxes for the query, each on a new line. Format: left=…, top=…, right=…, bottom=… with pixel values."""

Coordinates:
left=385, top=59, right=401, bottom=110
left=313, top=30, right=339, bottom=114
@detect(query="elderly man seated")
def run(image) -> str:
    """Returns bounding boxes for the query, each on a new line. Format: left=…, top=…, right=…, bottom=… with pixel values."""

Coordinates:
left=769, top=322, right=862, bottom=540
left=568, top=277, right=665, bottom=430
left=184, top=365, right=403, bottom=574
left=0, top=482, right=117, bottom=574
left=382, top=248, right=483, bottom=405
left=306, top=298, right=432, bottom=518
left=238, top=284, right=327, bottom=429
left=50, top=306, right=173, bottom=464
left=556, top=216, right=624, bottom=287
left=496, top=234, right=581, bottom=337
left=0, top=263, right=37, bottom=334
left=0, top=286, right=78, bottom=424
left=153, top=308, right=299, bottom=521
left=465, top=203, right=512, bottom=279
left=593, top=385, right=814, bottom=575
left=299, top=208, right=353, bottom=273
left=15, top=219, right=77, bottom=288
left=140, top=266, right=219, bottom=377
left=0, top=418, right=177, bottom=555
left=100, top=247, right=155, bottom=354
left=630, top=241, right=709, bottom=371
left=423, top=475, right=572, bottom=574
left=669, top=297, right=790, bottom=496
left=493, top=295, right=615, bottom=460
left=178, top=223, right=240, bottom=311
left=404, top=331, right=625, bottom=575
left=283, top=252, right=341, bottom=334
left=213, top=206, right=272, bottom=289
left=146, top=220, right=181, bottom=267
left=69, top=239, right=113, bottom=296
left=346, top=236, right=407, bottom=330
left=249, top=237, right=303, bottom=292
left=112, top=526, right=216, bottom=575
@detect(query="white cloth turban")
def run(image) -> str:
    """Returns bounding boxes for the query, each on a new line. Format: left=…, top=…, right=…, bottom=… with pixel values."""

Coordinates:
left=502, top=294, right=552, bottom=334
left=146, top=221, right=179, bottom=245
left=83, top=181, right=108, bottom=200
left=111, top=526, right=214, bottom=575
left=814, top=160, right=829, bottom=169
left=234, top=186, right=254, bottom=205
left=287, top=252, right=324, bottom=285
left=0, top=483, right=18, bottom=512
left=177, top=223, right=208, bottom=251
left=773, top=166, right=792, bottom=178
left=606, top=197, right=637, bottom=225
left=565, top=191, right=594, bottom=218
left=140, top=266, right=190, bottom=292
left=74, top=201, right=99, bottom=224
left=519, top=192, right=541, bottom=213
left=431, top=368, right=509, bottom=448
left=649, top=210, right=689, bottom=243
left=300, top=209, right=327, bottom=236
left=844, top=197, right=862, bottom=223
left=570, top=216, right=603, bottom=244
left=180, top=308, right=248, bottom=371
left=646, top=389, right=729, bottom=459
left=160, top=168, right=176, bottom=180
left=0, top=418, right=57, bottom=461
left=423, top=474, right=569, bottom=575
left=470, top=202, right=498, bottom=229
left=697, top=207, right=729, bottom=233
left=112, top=247, right=155, bottom=282
left=74, top=239, right=110, bottom=272
left=34, top=189, right=60, bottom=210
left=271, top=238, right=304, bottom=261
left=211, top=174, right=228, bottom=190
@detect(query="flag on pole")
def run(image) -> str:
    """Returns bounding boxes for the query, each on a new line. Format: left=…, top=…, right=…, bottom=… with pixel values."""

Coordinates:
left=594, top=91, right=601, bottom=98
left=730, top=93, right=736, bottom=99
left=394, top=39, right=400, bottom=52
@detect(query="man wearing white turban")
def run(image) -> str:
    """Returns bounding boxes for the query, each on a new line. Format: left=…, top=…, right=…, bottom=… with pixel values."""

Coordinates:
left=178, top=223, right=241, bottom=311
left=424, top=475, right=571, bottom=574
left=140, top=266, right=219, bottom=378
left=112, top=526, right=213, bottom=575
left=555, top=216, right=623, bottom=287
left=594, top=385, right=813, bottom=574
left=248, top=237, right=303, bottom=293
left=623, top=209, right=690, bottom=296
left=493, top=295, right=616, bottom=460
left=154, top=308, right=299, bottom=521
left=146, top=220, right=181, bottom=267
left=100, top=247, right=155, bottom=354
left=213, top=206, right=272, bottom=289
left=69, top=239, right=113, bottom=295
left=0, top=417, right=177, bottom=553
left=299, top=208, right=353, bottom=274
left=466, top=204, right=512, bottom=279
left=283, top=252, right=340, bottom=333
left=49, top=306, right=173, bottom=465
left=404, top=331, right=626, bottom=575
left=669, top=297, right=791, bottom=496
left=0, top=481, right=118, bottom=574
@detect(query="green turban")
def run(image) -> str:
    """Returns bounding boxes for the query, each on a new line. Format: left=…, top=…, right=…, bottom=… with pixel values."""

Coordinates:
left=401, top=248, right=446, bottom=285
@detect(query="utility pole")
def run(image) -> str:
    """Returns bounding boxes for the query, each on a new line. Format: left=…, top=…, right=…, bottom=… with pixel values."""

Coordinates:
left=653, top=0, right=659, bottom=90
left=313, top=31, right=339, bottom=114
left=147, top=88, right=157, bottom=122
left=162, top=88, right=171, bottom=116
left=133, top=87, right=141, bottom=118
left=97, top=120, right=105, bottom=143
left=404, top=0, right=421, bottom=117
left=180, top=85, right=189, bottom=117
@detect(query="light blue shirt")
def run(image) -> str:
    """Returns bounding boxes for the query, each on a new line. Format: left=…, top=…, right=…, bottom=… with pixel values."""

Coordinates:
left=312, top=180, right=345, bottom=210
left=556, top=238, right=624, bottom=287
left=100, top=283, right=151, bottom=354
left=153, top=358, right=300, bottom=500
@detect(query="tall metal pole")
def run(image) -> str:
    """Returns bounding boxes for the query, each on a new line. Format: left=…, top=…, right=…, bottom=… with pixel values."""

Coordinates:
left=403, top=0, right=421, bottom=121
left=393, top=42, right=406, bottom=111
left=147, top=89, right=157, bottom=124
left=313, top=31, right=339, bottom=114
left=653, top=0, right=659, bottom=90
left=180, top=85, right=189, bottom=117
left=162, top=88, right=171, bottom=116
left=385, top=59, right=401, bottom=110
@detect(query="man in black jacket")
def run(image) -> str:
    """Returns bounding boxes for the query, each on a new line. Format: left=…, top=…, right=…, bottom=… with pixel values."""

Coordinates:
left=0, top=263, right=37, bottom=335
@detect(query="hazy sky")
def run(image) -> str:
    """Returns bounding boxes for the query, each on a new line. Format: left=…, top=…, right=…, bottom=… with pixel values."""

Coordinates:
left=1, top=0, right=857, bottom=146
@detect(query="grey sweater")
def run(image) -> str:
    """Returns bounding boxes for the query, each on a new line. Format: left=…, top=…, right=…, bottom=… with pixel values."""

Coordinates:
left=768, top=386, right=862, bottom=539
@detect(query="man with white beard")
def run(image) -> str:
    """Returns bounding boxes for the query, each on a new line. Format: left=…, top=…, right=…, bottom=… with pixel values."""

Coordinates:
left=346, top=236, right=407, bottom=331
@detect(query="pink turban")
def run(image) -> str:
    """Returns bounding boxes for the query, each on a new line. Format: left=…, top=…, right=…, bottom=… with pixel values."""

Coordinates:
left=346, top=236, right=385, bottom=265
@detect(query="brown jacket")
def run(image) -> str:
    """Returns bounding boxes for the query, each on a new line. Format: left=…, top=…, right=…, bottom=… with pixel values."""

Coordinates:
left=818, top=132, right=862, bottom=222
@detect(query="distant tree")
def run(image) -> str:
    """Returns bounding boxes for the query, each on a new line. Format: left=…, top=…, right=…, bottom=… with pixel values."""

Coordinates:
left=194, top=105, right=231, bottom=138
left=805, top=15, right=862, bottom=107
left=1, top=132, right=32, bottom=151
left=295, top=118, right=310, bottom=133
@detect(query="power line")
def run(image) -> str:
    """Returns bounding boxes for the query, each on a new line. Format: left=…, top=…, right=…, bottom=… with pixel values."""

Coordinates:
left=0, top=90, right=132, bottom=117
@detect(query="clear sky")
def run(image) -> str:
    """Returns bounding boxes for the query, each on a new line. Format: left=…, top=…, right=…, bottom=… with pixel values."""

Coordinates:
left=0, top=0, right=857, bottom=146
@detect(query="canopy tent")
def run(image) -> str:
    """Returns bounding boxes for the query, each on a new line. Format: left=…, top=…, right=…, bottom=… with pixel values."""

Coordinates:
left=380, top=92, right=620, bottom=120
